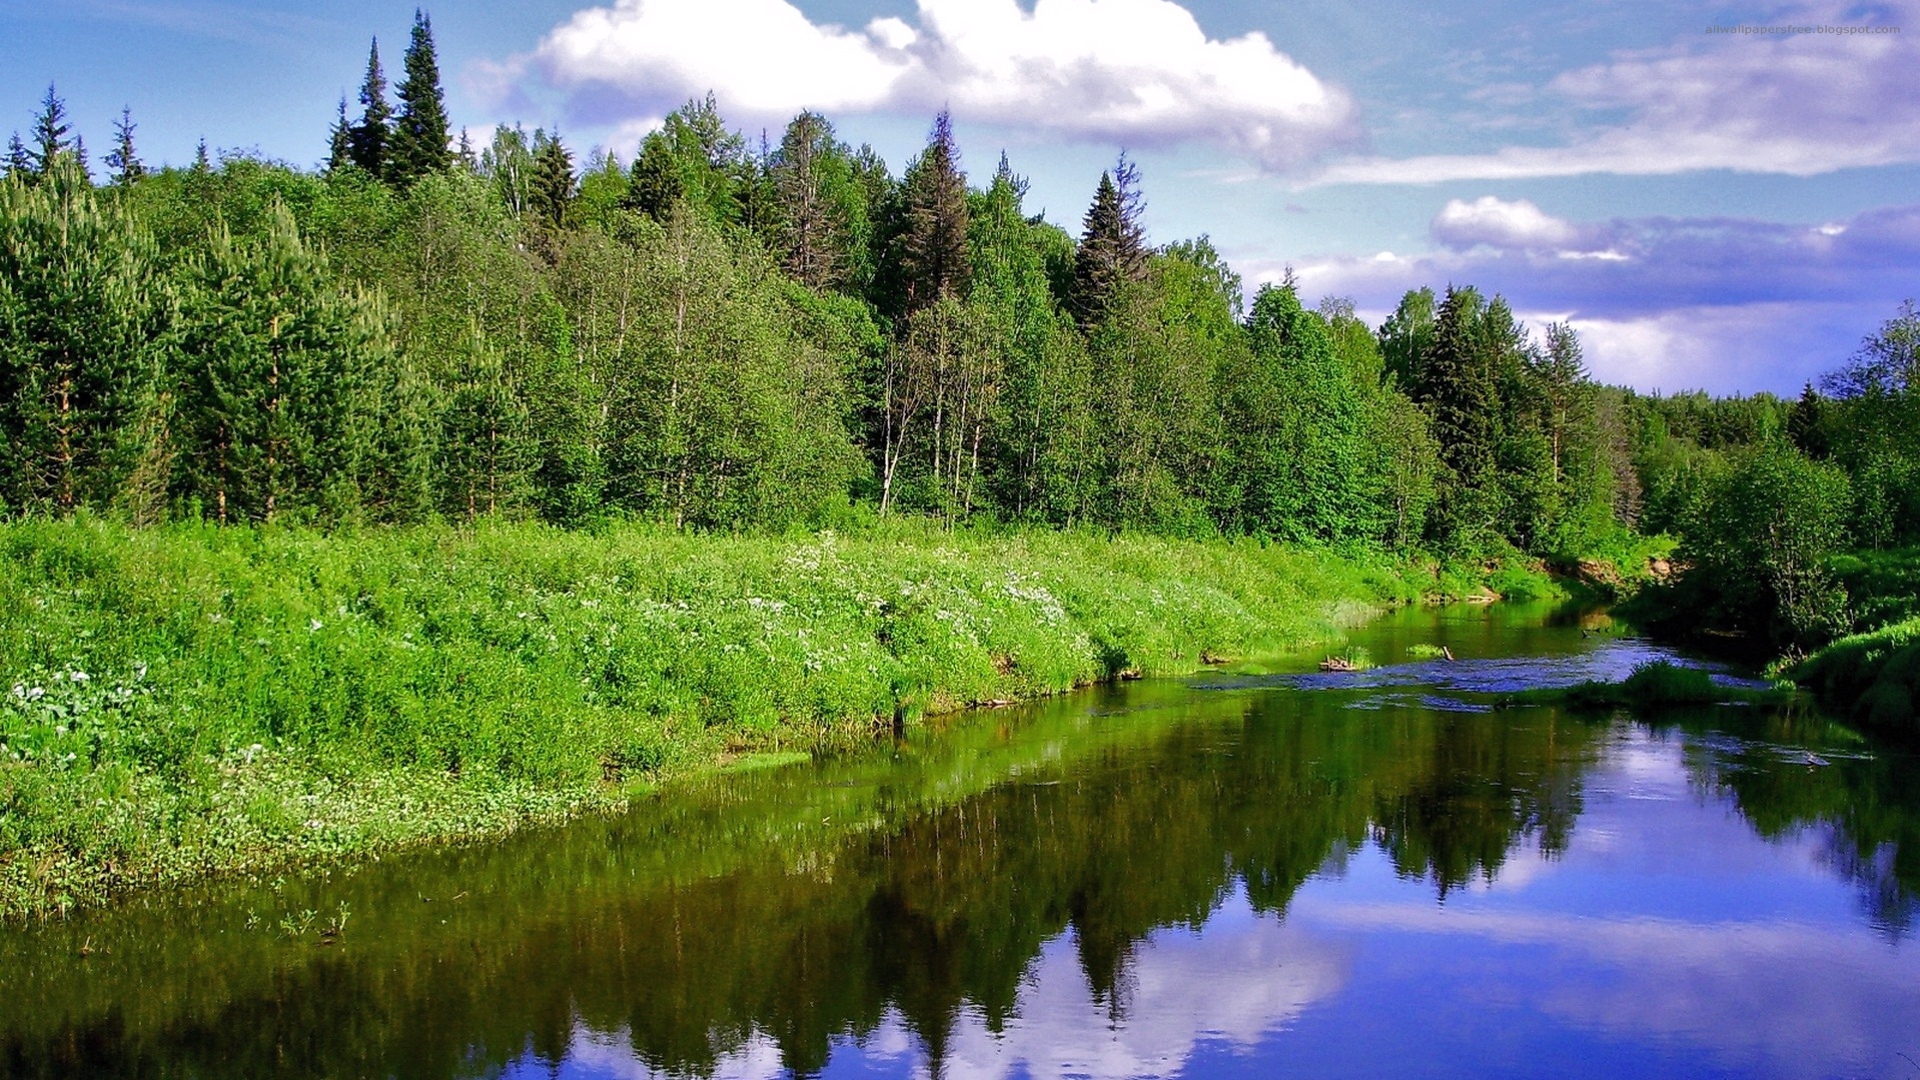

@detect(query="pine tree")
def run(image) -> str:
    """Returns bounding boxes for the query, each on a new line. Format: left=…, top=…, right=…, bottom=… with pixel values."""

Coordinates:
left=104, top=107, right=145, bottom=185
left=0, top=163, right=170, bottom=513
left=388, top=9, right=451, bottom=186
left=625, top=132, right=683, bottom=221
left=1418, top=286, right=1505, bottom=548
left=347, top=39, right=392, bottom=178
left=530, top=130, right=575, bottom=228
left=1071, top=155, right=1148, bottom=327
left=326, top=96, right=352, bottom=173
left=456, top=127, right=476, bottom=171
left=193, top=138, right=211, bottom=172
left=1788, top=383, right=1831, bottom=460
left=895, top=110, right=970, bottom=313
left=29, top=84, right=73, bottom=180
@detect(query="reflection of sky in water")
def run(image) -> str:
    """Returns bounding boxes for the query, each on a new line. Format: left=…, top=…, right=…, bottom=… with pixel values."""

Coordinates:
left=504, top=727, right=1920, bottom=1080
left=1196, top=638, right=1778, bottom=714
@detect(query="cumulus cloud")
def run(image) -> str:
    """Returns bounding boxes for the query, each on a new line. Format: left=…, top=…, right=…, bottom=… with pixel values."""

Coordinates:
left=515, top=0, right=1358, bottom=168
left=1318, top=3, right=1920, bottom=183
left=1432, top=196, right=1583, bottom=251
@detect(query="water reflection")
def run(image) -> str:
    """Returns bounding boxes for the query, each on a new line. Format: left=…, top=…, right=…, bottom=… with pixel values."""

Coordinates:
left=1, top=606, right=1916, bottom=1080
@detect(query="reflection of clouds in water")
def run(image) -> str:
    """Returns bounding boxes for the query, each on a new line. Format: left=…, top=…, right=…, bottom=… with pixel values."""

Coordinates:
left=536, top=889, right=1351, bottom=1080
left=1299, top=901, right=1920, bottom=1079
left=926, top=894, right=1349, bottom=1080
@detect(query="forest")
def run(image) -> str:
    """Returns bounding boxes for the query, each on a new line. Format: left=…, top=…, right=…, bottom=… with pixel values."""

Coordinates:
left=1, top=13, right=1917, bottom=915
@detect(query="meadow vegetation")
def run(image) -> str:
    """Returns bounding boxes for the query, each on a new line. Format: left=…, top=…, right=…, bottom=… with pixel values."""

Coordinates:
left=0, top=517, right=1453, bottom=919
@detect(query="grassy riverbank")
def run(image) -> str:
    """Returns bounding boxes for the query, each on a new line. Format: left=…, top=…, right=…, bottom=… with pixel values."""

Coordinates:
left=1788, top=548, right=1920, bottom=733
left=0, top=518, right=1543, bottom=920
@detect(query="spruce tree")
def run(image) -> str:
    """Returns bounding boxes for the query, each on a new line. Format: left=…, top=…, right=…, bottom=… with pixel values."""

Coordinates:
left=771, top=111, right=850, bottom=289
left=895, top=110, right=970, bottom=313
left=389, top=9, right=451, bottom=186
left=5, top=134, right=29, bottom=179
left=193, top=138, right=212, bottom=173
left=530, top=130, right=575, bottom=228
left=1071, top=155, right=1148, bottom=327
left=28, top=84, right=73, bottom=180
left=326, top=96, right=352, bottom=173
left=625, top=132, right=683, bottom=220
left=104, top=107, right=144, bottom=184
left=347, top=39, right=392, bottom=178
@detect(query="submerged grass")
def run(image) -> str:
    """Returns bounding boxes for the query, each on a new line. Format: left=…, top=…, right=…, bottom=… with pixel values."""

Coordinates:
left=1500, top=660, right=1793, bottom=710
left=0, top=517, right=1444, bottom=920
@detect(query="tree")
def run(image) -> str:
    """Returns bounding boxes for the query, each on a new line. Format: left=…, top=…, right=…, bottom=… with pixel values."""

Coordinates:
left=1071, top=155, right=1149, bottom=327
left=1378, top=287, right=1436, bottom=388
left=104, top=107, right=145, bottom=185
left=388, top=8, right=452, bottom=186
left=530, top=130, right=575, bottom=228
left=28, top=84, right=74, bottom=181
left=1787, top=383, right=1830, bottom=460
left=173, top=204, right=384, bottom=524
left=326, top=96, right=353, bottom=173
left=1416, top=286, right=1505, bottom=549
left=347, top=39, right=392, bottom=178
left=438, top=326, right=536, bottom=519
left=625, top=133, right=683, bottom=221
left=5, top=134, right=29, bottom=180
left=894, top=111, right=970, bottom=313
left=0, top=159, right=170, bottom=513
left=770, top=111, right=853, bottom=289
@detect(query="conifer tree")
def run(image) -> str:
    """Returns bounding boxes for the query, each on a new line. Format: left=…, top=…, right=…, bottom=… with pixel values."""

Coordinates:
left=1418, top=286, right=1505, bottom=548
left=771, top=111, right=852, bottom=289
left=530, top=130, right=575, bottom=228
left=104, top=107, right=145, bottom=185
left=193, top=138, right=211, bottom=173
left=28, top=84, right=73, bottom=180
left=326, top=96, right=352, bottom=173
left=456, top=127, right=477, bottom=171
left=0, top=161, right=170, bottom=513
left=1071, top=155, right=1149, bottom=327
left=895, top=110, right=970, bottom=313
left=625, top=132, right=683, bottom=220
left=5, top=134, right=29, bottom=179
left=347, top=39, right=392, bottom=178
left=174, top=204, right=382, bottom=524
left=389, top=9, right=452, bottom=186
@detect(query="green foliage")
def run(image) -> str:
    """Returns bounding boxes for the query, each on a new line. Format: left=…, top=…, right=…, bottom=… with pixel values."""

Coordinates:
left=1502, top=660, right=1789, bottom=709
left=0, top=518, right=1423, bottom=917
left=1792, top=616, right=1920, bottom=730
left=347, top=40, right=392, bottom=178
left=387, top=10, right=451, bottom=186
left=0, top=163, right=171, bottom=514
left=1661, top=442, right=1853, bottom=647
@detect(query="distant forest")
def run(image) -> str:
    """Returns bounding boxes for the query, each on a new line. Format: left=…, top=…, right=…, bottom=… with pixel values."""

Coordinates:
left=2, top=13, right=1915, bottom=641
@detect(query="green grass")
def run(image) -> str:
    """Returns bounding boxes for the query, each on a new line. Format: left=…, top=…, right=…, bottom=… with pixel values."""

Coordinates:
left=0, top=517, right=1441, bottom=920
left=1500, top=660, right=1793, bottom=710
left=1791, top=616, right=1920, bottom=731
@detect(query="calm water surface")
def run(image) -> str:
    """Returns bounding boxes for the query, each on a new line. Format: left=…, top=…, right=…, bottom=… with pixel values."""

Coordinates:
left=3, top=605, right=1918, bottom=1079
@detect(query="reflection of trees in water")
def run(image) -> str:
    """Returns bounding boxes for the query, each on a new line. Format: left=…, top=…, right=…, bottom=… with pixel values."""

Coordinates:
left=1671, top=708, right=1920, bottom=940
left=6, top=693, right=1911, bottom=1080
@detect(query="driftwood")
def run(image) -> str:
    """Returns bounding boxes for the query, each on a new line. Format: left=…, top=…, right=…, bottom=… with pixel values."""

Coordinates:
left=1320, top=656, right=1361, bottom=672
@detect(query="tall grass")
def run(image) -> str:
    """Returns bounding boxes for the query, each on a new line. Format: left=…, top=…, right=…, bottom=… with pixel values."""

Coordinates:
left=0, top=517, right=1428, bottom=918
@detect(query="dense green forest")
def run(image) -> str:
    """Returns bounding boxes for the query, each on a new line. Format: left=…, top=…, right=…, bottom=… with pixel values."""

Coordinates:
left=5, top=21, right=1916, bottom=601
left=2, top=14, right=1918, bottom=916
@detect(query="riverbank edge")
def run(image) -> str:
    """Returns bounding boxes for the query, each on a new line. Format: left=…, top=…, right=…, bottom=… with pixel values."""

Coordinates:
left=0, top=520, right=1586, bottom=922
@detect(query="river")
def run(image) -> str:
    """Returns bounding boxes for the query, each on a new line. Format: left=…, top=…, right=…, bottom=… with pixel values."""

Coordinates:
left=2, top=603, right=1917, bottom=1079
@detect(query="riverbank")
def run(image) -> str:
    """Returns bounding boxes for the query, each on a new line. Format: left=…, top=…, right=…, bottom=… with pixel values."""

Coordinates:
left=0, top=518, right=1561, bottom=920
left=1787, top=548, right=1920, bottom=733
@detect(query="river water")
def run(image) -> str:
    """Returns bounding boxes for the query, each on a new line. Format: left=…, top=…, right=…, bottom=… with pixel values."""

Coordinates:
left=2, top=604, right=1917, bottom=1079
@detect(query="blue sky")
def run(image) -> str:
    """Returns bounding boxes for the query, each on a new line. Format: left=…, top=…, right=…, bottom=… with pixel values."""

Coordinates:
left=4, top=0, right=1917, bottom=394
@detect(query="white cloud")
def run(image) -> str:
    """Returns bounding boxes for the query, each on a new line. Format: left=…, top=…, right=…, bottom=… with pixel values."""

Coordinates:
left=1316, top=5, right=1920, bottom=183
left=518, top=0, right=1357, bottom=168
left=1432, top=196, right=1580, bottom=250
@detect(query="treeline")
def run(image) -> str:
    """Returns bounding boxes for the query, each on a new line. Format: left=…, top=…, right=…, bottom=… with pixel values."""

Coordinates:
left=1, top=16, right=1913, bottom=582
